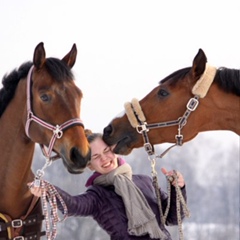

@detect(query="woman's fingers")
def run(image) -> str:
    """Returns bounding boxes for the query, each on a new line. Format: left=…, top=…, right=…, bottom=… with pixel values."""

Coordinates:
left=27, top=182, right=42, bottom=197
left=161, top=168, right=185, bottom=187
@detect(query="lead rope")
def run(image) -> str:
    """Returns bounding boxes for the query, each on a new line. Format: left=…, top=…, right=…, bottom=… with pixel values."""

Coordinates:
left=33, top=159, right=68, bottom=240
left=150, top=157, right=190, bottom=240
left=40, top=179, right=68, bottom=240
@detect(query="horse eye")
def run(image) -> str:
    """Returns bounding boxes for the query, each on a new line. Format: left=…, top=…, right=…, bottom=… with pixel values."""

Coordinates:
left=158, top=89, right=169, bottom=97
left=40, top=94, right=50, bottom=102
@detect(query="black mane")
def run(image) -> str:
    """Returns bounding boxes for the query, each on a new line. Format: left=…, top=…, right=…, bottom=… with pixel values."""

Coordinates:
left=0, top=62, right=32, bottom=117
left=159, top=67, right=190, bottom=86
left=0, top=58, right=74, bottom=117
left=160, top=66, right=240, bottom=96
left=215, top=67, right=240, bottom=96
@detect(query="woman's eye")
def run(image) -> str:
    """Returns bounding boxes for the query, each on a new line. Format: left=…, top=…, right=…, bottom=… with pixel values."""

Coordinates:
left=91, top=155, right=99, bottom=161
left=104, top=148, right=111, bottom=153
left=40, top=94, right=50, bottom=102
left=158, top=89, right=169, bottom=97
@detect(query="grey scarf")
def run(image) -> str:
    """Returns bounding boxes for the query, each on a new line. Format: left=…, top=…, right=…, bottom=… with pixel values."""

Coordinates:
left=93, top=163, right=166, bottom=239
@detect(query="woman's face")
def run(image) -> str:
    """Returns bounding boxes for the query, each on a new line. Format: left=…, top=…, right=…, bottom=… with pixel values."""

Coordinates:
left=89, top=137, right=118, bottom=174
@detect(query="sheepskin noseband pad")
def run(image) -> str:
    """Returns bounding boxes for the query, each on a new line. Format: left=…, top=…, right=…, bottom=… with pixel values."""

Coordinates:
left=192, top=64, right=217, bottom=98
left=124, top=98, right=146, bottom=128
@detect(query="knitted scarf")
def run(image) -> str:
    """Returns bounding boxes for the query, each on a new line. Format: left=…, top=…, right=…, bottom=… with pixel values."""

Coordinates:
left=93, top=163, right=167, bottom=239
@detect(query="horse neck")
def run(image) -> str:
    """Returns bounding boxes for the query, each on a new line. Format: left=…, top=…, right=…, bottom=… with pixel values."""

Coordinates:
left=0, top=79, right=35, bottom=218
left=199, top=84, right=240, bottom=134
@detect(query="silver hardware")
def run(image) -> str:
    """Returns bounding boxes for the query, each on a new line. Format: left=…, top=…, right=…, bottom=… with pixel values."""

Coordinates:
left=11, top=219, right=23, bottom=228
left=53, top=125, right=63, bottom=139
left=136, top=123, right=149, bottom=134
left=186, top=97, right=199, bottom=111
left=34, top=178, right=41, bottom=187
left=144, top=143, right=153, bottom=155
left=13, top=236, right=24, bottom=240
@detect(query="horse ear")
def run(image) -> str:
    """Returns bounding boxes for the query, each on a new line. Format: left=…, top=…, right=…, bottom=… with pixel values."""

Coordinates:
left=191, top=49, right=207, bottom=80
left=33, top=42, right=46, bottom=69
left=62, top=44, right=77, bottom=68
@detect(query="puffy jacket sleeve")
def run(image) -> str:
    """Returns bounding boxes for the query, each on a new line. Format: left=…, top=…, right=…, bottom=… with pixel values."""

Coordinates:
left=54, top=186, right=101, bottom=217
left=161, top=185, right=187, bottom=226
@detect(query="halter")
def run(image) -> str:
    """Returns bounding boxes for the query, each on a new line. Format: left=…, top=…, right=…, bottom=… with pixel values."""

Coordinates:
left=25, top=66, right=84, bottom=161
left=124, top=64, right=217, bottom=157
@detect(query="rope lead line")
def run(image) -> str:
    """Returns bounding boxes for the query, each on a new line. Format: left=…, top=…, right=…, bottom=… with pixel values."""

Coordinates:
left=33, top=160, right=68, bottom=240
left=40, top=179, right=68, bottom=240
left=151, top=159, right=190, bottom=240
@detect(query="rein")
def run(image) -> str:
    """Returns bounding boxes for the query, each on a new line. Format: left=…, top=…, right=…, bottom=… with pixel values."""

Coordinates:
left=25, top=65, right=84, bottom=239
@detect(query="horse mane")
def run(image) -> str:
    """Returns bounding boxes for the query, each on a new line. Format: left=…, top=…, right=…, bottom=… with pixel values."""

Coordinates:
left=160, top=66, right=240, bottom=96
left=0, top=61, right=32, bottom=117
left=0, top=58, right=74, bottom=117
left=215, top=67, right=240, bottom=96
left=159, top=67, right=190, bottom=86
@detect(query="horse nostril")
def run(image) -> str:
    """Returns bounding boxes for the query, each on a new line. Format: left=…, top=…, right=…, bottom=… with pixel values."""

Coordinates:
left=70, top=147, right=91, bottom=168
left=103, top=124, right=113, bottom=137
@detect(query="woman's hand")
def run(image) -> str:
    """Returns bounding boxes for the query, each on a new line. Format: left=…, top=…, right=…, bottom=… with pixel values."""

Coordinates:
left=161, top=168, right=185, bottom=188
left=27, top=182, right=42, bottom=197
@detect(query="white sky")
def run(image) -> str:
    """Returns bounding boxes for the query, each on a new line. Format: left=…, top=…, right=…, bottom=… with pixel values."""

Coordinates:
left=0, top=0, right=239, bottom=146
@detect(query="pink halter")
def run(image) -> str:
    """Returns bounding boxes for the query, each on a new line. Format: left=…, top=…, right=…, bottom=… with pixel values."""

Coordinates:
left=25, top=65, right=84, bottom=160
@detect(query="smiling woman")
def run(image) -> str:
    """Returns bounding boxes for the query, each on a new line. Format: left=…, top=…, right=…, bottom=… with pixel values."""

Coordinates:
left=87, top=133, right=119, bottom=174
left=29, top=129, right=188, bottom=240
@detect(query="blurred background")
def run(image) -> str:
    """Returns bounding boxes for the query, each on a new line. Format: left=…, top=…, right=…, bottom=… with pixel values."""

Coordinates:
left=1, top=0, right=239, bottom=239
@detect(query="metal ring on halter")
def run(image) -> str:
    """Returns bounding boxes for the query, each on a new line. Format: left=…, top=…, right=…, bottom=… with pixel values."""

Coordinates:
left=36, top=169, right=44, bottom=179
left=53, top=125, right=63, bottom=139
left=136, top=123, right=149, bottom=134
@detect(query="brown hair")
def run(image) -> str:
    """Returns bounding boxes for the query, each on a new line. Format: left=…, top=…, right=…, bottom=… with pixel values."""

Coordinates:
left=85, top=129, right=102, bottom=144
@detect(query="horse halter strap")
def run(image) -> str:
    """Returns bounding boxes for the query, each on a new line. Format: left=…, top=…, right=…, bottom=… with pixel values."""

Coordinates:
left=125, top=96, right=199, bottom=157
left=25, top=66, right=84, bottom=160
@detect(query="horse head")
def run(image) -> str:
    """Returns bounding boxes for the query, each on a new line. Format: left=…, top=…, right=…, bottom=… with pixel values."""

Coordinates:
left=103, top=49, right=240, bottom=155
left=25, top=42, right=91, bottom=173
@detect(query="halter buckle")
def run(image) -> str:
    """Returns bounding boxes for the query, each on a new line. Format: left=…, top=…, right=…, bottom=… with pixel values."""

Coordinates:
left=144, top=142, right=154, bottom=155
left=13, top=237, right=24, bottom=240
left=11, top=219, right=23, bottom=228
left=186, top=97, right=199, bottom=111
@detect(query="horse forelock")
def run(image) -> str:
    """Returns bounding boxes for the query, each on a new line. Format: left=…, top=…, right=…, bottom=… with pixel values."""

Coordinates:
left=0, top=62, right=32, bottom=117
left=159, top=67, right=191, bottom=86
left=215, top=67, right=240, bottom=96
left=45, top=58, right=74, bottom=82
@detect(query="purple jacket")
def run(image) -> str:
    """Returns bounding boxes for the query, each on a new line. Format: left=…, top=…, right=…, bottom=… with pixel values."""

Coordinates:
left=56, top=174, right=187, bottom=240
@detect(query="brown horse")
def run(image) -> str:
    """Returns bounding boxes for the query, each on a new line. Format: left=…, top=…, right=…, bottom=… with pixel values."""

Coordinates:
left=103, top=49, right=240, bottom=155
left=0, top=42, right=91, bottom=239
